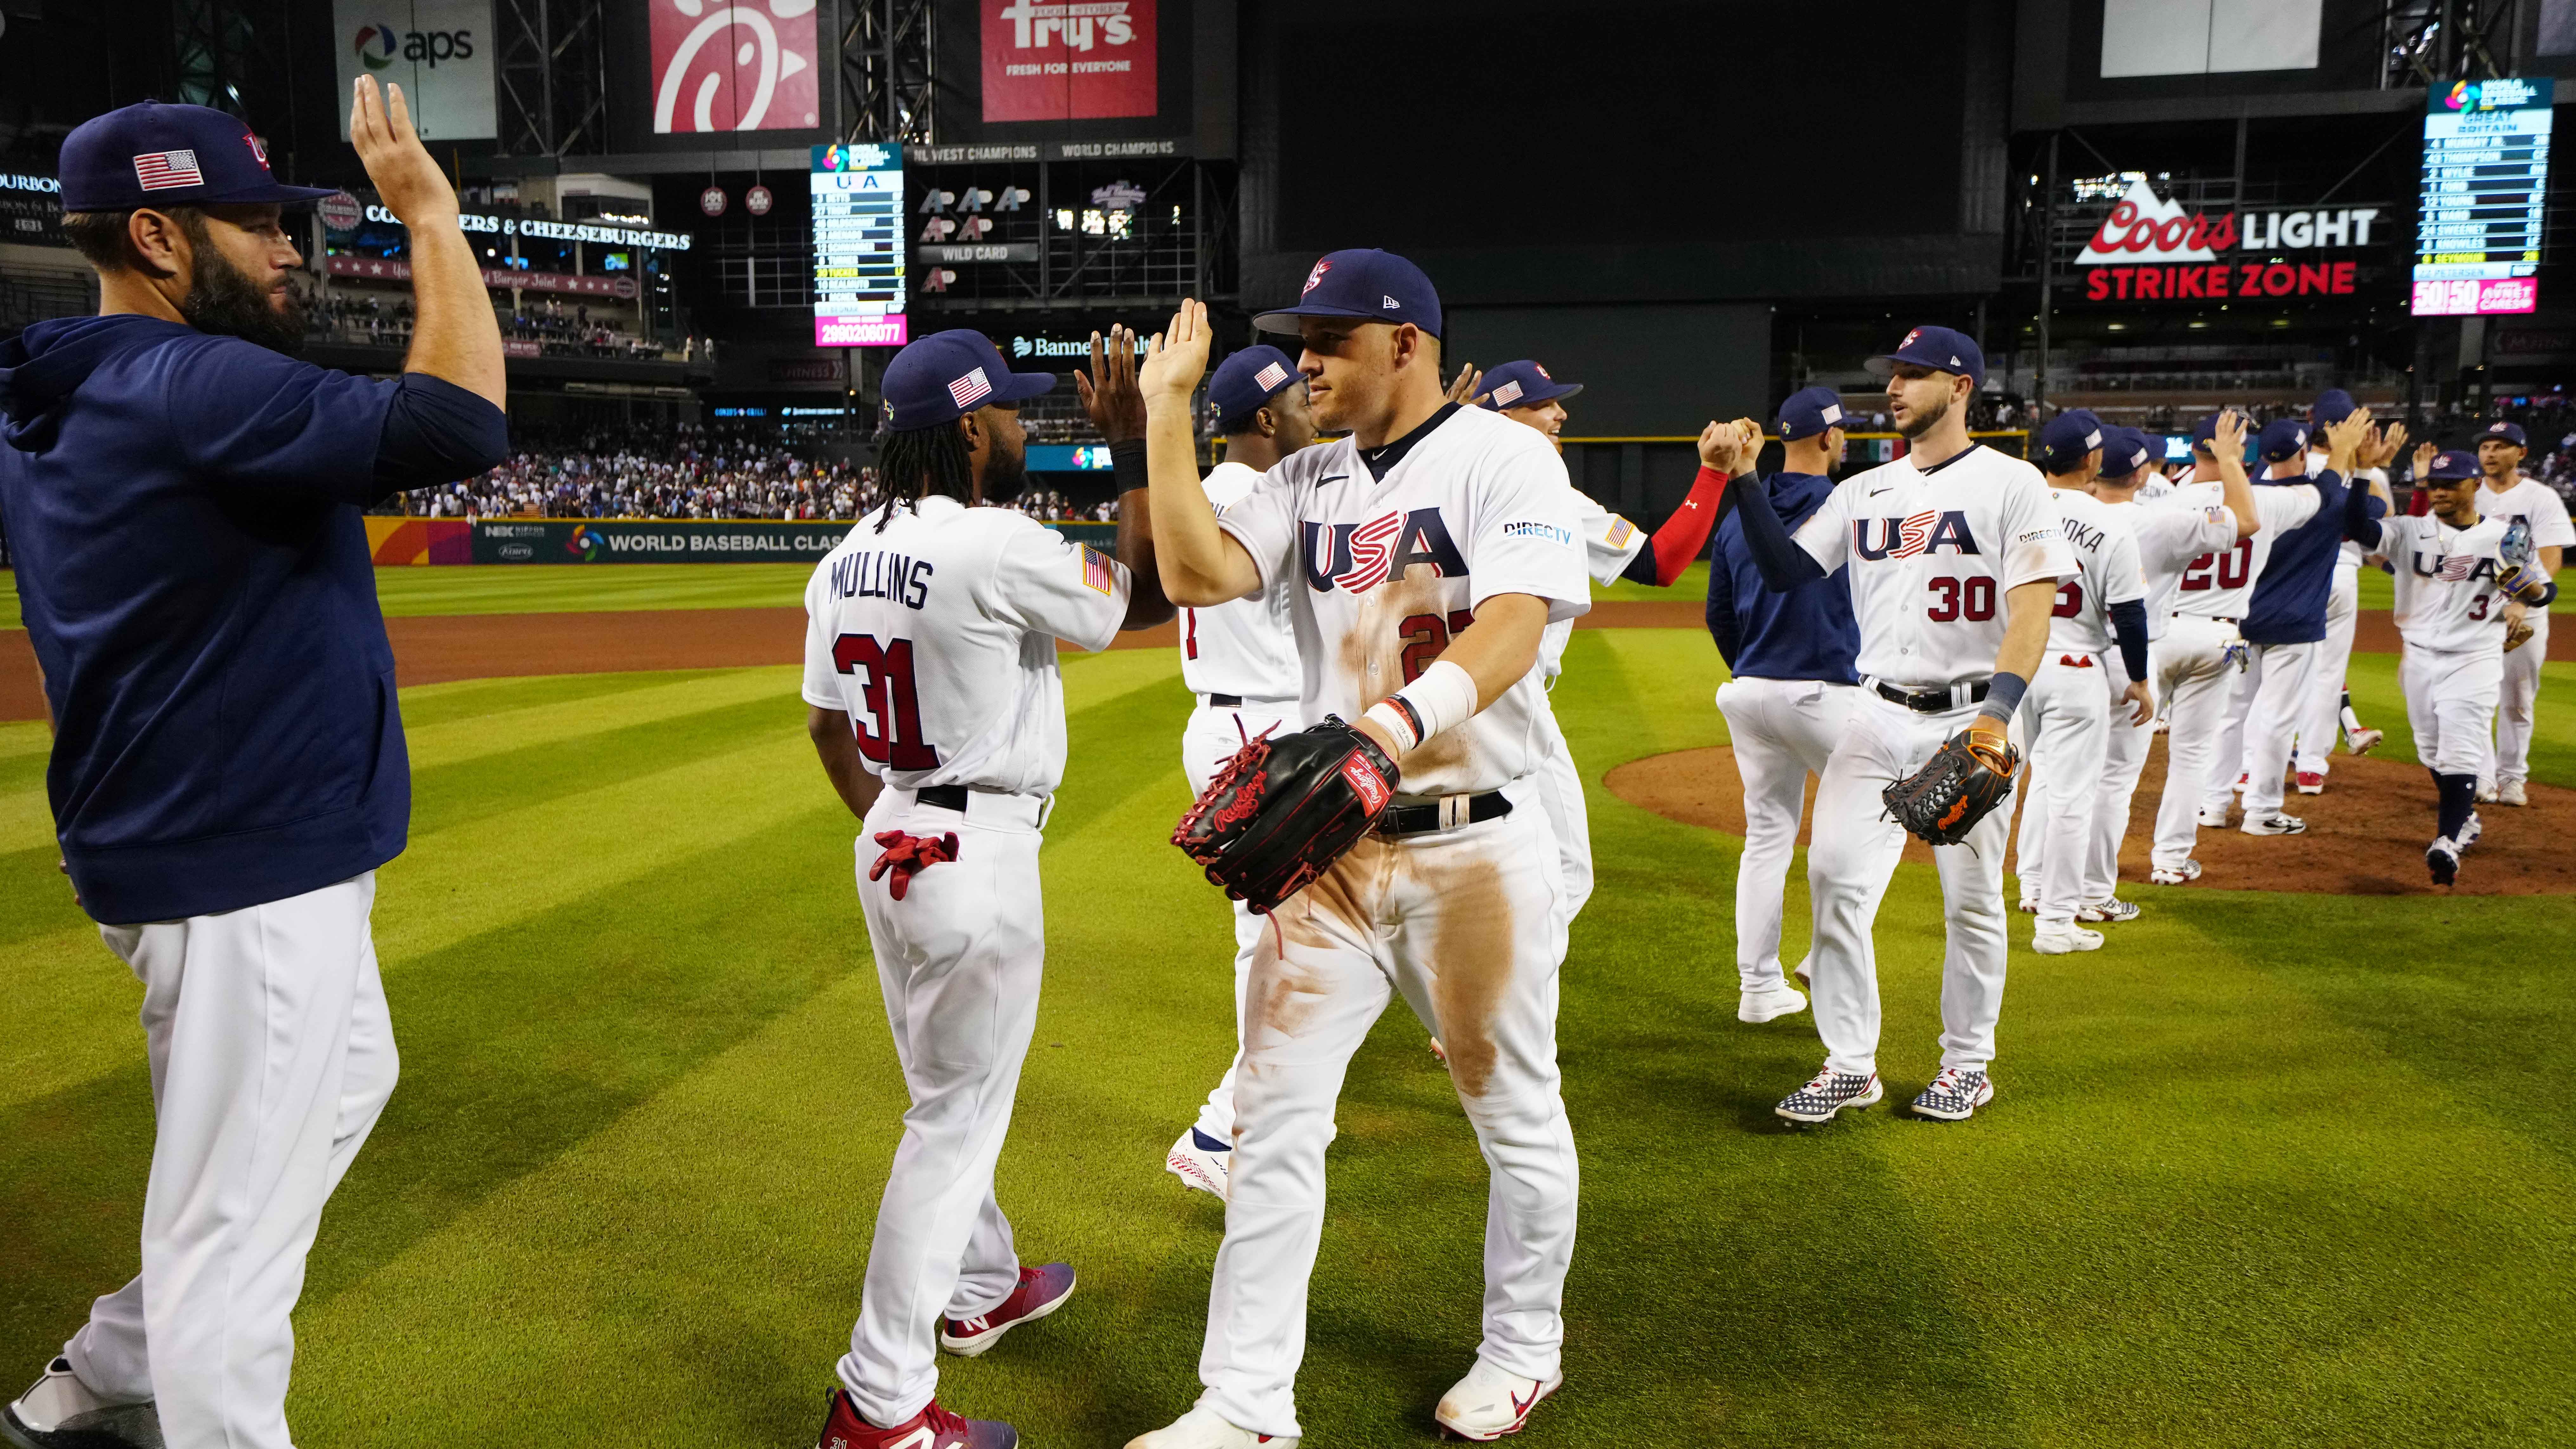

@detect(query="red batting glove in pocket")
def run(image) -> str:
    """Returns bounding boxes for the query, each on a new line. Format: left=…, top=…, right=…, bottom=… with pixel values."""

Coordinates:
left=870, top=830, right=960, bottom=901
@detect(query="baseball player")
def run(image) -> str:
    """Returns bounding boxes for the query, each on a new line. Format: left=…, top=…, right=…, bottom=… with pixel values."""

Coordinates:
left=0, top=86, right=506, bottom=1449
left=2342, top=445, right=2555, bottom=883
left=800, top=327, right=1170, bottom=1449
left=1706, top=385, right=1862, bottom=1022
left=1720, top=325, right=2077, bottom=1124
left=1127, top=254, right=1590, bottom=1447
left=2224, top=414, right=2365, bottom=834
left=2151, top=413, right=2322, bottom=884
left=2012, top=413, right=2151, bottom=953
left=2080, top=422, right=2259, bottom=916
left=2293, top=391, right=2398, bottom=792
left=1163, top=342, right=1312, bottom=1203
left=2469, top=418, right=2574, bottom=805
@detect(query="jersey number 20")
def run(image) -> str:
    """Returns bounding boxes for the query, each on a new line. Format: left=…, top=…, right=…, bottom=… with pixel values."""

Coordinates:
left=2180, top=541, right=2251, bottom=591
left=832, top=634, right=941, bottom=769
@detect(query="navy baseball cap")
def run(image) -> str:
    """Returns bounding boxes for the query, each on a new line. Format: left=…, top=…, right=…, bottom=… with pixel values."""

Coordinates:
left=1775, top=385, right=1854, bottom=441
left=2310, top=389, right=2359, bottom=425
left=1479, top=360, right=1581, bottom=413
left=1866, top=325, right=1985, bottom=389
left=880, top=329, right=1056, bottom=432
left=59, top=101, right=335, bottom=212
left=2035, top=410, right=2106, bottom=475
left=1252, top=249, right=1443, bottom=339
left=2479, top=418, right=2528, bottom=447
left=2189, top=411, right=2243, bottom=453
left=2099, top=425, right=2154, bottom=478
left=2428, top=449, right=2481, bottom=481
left=1209, top=345, right=1303, bottom=434
left=2257, top=418, right=2311, bottom=463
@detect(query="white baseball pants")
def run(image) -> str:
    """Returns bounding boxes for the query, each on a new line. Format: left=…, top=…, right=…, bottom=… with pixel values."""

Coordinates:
left=2204, top=652, right=2257, bottom=816
left=1807, top=694, right=2014, bottom=1079
left=1531, top=703, right=1593, bottom=928
left=62, top=874, right=397, bottom=1449
left=2154, top=616, right=2243, bottom=870
left=1714, top=676, right=1859, bottom=991
left=2294, top=566, right=2361, bottom=776
left=2086, top=643, right=2157, bottom=901
left=2013, top=655, right=2112, bottom=930
left=2492, top=613, right=2550, bottom=790
left=1194, top=786, right=1575, bottom=1440
left=1179, top=699, right=1301, bottom=1146
left=2236, top=639, right=2320, bottom=817
left=840, top=787, right=1049, bottom=1428
left=2404, top=647, right=2505, bottom=779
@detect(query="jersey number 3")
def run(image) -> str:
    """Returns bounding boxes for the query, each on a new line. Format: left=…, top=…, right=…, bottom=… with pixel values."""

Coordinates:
left=832, top=634, right=941, bottom=769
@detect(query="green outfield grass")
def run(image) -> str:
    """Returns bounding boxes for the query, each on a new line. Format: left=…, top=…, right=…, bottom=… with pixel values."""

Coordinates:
left=4, top=632, right=2574, bottom=1447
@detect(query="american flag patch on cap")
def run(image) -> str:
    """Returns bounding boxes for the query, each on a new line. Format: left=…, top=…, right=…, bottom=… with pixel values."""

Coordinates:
left=948, top=367, right=992, bottom=409
left=133, top=149, right=202, bottom=191
left=1080, top=544, right=1118, bottom=595
left=1491, top=379, right=1524, bottom=406
left=1254, top=360, right=1290, bottom=391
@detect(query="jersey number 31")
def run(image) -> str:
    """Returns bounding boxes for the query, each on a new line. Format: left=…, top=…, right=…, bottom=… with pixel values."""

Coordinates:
left=832, top=634, right=941, bottom=769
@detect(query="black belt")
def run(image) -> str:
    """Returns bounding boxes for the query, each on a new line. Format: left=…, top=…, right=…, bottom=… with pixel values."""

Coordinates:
left=1874, top=680, right=1990, bottom=714
left=1208, top=693, right=1243, bottom=707
left=918, top=785, right=970, bottom=812
left=1376, top=792, right=1513, bottom=837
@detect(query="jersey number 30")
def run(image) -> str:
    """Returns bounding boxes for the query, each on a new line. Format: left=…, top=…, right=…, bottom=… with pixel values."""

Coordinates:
left=831, top=634, right=941, bottom=769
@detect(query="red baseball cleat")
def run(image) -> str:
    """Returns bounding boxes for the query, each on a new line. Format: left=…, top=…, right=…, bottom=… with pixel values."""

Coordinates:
left=813, top=1390, right=1017, bottom=1449
left=939, top=1263, right=1076, bottom=1357
left=2295, top=771, right=2325, bottom=794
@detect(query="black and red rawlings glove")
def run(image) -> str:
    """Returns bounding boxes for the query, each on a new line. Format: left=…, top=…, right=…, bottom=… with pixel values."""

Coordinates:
left=1882, top=727, right=2019, bottom=847
left=870, top=829, right=959, bottom=901
left=1173, top=716, right=1399, bottom=914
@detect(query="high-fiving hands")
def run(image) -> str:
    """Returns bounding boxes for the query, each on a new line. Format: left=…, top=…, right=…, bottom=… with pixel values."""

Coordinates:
left=1075, top=325, right=1147, bottom=444
left=349, top=75, right=456, bottom=230
left=1139, top=299, right=1212, bottom=414
left=1697, top=417, right=1762, bottom=475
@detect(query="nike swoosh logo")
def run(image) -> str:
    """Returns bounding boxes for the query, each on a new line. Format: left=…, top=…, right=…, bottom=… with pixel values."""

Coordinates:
left=1319, top=475, right=1349, bottom=484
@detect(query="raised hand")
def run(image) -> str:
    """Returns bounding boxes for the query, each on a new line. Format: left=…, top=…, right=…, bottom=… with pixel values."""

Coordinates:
left=1075, top=325, right=1147, bottom=444
left=2212, top=408, right=2248, bottom=460
left=2411, top=439, right=2438, bottom=482
left=1138, top=299, right=1211, bottom=410
left=2323, top=410, right=2372, bottom=472
left=1446, top=363, right=1486, bottom=407
left=349, top=75, right=456, bottom=230
left=2370, top=421, right=2410, bottom=470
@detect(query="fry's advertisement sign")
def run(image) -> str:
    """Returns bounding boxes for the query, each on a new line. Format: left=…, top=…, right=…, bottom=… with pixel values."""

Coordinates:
left=2072, top=178, right=2390, bottom=303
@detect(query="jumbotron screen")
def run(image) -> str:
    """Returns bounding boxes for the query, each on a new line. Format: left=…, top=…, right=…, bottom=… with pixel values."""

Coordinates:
left=811, top=142, right=907, bottom=347
left=2412, top=76, right=2554, bottom=317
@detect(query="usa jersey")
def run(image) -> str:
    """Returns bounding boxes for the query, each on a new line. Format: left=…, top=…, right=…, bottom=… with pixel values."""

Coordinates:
left=2170, top=481, right=2320, bottom=621
left=1537, top=487, right=1646, bottom=680
left=2382, top=513, right=2516, bottom=655
left=2474, top=476, right=2576, bottom=566
left=2106, top=487, right=2237, bottom=639
left=1790, top=444, right=2075, bottom=690
left=2042, top=486, right=2147, bottom=656
left=801, top=496, right=1130, bottom=796
left=1183, top=459, right=1301, bottom=700
left=1216, top=405, right=1590, bottom=796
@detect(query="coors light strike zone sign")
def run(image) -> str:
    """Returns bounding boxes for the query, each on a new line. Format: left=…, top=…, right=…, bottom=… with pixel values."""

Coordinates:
left=2076, top=178, right=2386, bottom=303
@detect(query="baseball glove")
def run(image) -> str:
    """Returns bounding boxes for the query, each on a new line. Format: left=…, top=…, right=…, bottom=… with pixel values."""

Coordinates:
left=1883, top=727, right=2020, bottom=847
left=2506, top=616, right=2537, bottom=653
left=1173, top=715, right=1399, bottom=914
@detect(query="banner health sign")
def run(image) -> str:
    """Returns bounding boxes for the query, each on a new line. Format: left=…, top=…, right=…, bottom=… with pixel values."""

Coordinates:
left=2072, top=177, right=2388, bottom=303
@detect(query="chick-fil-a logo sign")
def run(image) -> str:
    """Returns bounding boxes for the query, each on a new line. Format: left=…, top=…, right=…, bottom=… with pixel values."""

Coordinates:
left=983, top=0, right=1157, bottom=122
left=651, top=0, right=820, bottom=133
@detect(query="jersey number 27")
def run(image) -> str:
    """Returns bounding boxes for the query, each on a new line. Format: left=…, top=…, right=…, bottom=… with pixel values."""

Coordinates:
left=832, top=634, right=941, bottom=769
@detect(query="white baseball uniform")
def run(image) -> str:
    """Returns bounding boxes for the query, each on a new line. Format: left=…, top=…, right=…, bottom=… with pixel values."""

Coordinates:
left=2377, top=512, right=2517, bottom=776
left=1532, top=492, right=1646, bottom=924
left=801, top=495, right=1131, bottom=1430
left=2294, top=455, right=2387, bottom=779
left=2156, top=480, right=2319, bottom=868
left=2084, top=491, right=2239, bottom=898
left=1786, top=444, right=2074, bottom=1077
left=2012, top=488, right=2145, bottom=930
left=1178, top=460, right=1305, bottom=1150
left=1191, top=403, right=1589, bottom=1439
left=2474, top=477, right=2574, bottom=790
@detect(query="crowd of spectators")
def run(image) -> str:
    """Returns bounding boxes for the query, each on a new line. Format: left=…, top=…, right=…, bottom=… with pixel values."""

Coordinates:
left=299, top=282, right=676, bottom=360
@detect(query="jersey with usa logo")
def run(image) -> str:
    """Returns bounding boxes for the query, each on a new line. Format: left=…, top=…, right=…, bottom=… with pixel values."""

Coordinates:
left=1789, top=443, right=2076, bottom=690
left=1536, top=487, right=1647, bottom=679
left=800, top=495, right=1130, bottom=796
left=2041, top=485, right=2148, bottom=656
left=2381, top=512, right=2516, bottom=656
left=2169, top=482, right=2319, bottom=622
left=1216, top=404, right=1589, bottom=796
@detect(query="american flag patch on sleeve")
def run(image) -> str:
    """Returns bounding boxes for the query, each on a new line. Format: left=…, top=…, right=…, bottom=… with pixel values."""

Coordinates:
left=133, top=149, right=202, bottom=191
left=1605, top=516, right=1637, bottom=549
left=1080, top=544, right=1118, bottom=595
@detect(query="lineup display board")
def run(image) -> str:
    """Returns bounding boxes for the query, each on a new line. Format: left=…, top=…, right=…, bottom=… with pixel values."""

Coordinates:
left=812, top=143, right=909, bottom=348
left=2414, top=77, right=2554, bottom=317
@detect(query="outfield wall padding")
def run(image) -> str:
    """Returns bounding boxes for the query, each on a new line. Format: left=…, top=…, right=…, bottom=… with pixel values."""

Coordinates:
left=362, top=517, right=1119, bottom=564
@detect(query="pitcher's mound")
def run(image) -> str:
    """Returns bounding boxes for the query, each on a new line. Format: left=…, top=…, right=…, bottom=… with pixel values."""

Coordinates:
left=1603, top=739, right=2576, bottom=896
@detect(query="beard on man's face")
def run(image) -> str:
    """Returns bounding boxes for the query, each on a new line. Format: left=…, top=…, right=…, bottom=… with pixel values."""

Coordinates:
left=978, top=432, right=1028, bottom=504
left=1894, top=387, right=1950, bottom=441
left=181, top=234, right=306, bottom=356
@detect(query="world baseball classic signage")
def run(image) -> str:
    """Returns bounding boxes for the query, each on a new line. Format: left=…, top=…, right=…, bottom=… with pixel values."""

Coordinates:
left=473, top=520, right=850, bottom=564
left=2070, top=178, right=2394, bottom=303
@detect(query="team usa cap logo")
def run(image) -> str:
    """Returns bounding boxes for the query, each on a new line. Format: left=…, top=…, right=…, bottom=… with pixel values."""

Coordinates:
left=133, top=149, right=202, bottom=191
left=1901, top=328, right=1921, bottom=347
left=1535, top=363, right=1553, bottom=379
left=242, top=131, right=269, bottom=170
left=947, top=367, right=993, bottom=408
left=1303, top=258, right=1332, bottom=294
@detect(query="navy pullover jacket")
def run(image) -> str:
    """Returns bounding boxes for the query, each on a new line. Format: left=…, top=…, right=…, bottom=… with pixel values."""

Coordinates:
left=1707, top=470, right=1861, bottom=683
left=2242, top=470, right=2350, bottom=645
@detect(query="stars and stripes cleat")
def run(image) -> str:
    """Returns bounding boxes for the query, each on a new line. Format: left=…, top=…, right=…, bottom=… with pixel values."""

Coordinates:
left=813, top=1391, right=1017, bottom=1449
left=2078, top=897, right=2140, bottom=924
left=2427, top=836, right=2461, bottom=886
left=1738, top=982, right=1808, bottom=1024
left=2295, top=771, right=2325, bottom=794
left=2501, top=780, right=2529, bottom=807
left=2032, top=925, right=2104, bottom=954
left=939, top=1264, right=1075, bottom=1358
left=3, top=1358, right=159, bottom=1449
left=2196, top=804, right=2229, bottom=827
left=1166, top=1126, right=1230, bottom=1200
left=1776, top=1067, right=1883, bottom=1124
left=1911, top=1066, right=1996, bottom=1122
left=2150, top=860, right=2203, bottom=885
left=1123, top=1405, right=1296, bottom=1448
left=2346, top=725, right=2384, bottom=756
left=1434, top=1359, right=1563, bottom=1441
left=2240, top=813, right=2306, bottom=837
left=2456, top=812, right=2483, bottom=851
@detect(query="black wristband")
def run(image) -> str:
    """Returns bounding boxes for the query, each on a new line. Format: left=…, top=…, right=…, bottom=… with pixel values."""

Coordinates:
left=1110, top=437, right=1148, bottom=494
left=1976, top=670, right=2029, bottom=725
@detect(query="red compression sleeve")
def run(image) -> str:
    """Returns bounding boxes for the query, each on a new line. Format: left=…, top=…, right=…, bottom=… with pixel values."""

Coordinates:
left=1645, top=465, right=1737, bottom=587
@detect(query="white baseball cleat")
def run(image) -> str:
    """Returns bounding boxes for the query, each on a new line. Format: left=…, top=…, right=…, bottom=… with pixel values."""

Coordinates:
left=1434, top=1359, right=1563, bottom=1441
left=2032, top=925, right=2104, bottom=954
left=2077, top=897, right=2140, bottom=924
left=1165, top=1127, right=1230, bottom=1201
left=2231, top=771, right=2250, bottom=794
left=2196, top=804, right=2229, bottom=828
left=2150, top=860, right=2203, bottom=885
left=2346, top=726, right=2384, bottom=756
left=2456, top=812, right=2484, bottom=851
left=2427, top=836, right=2461, bottom=887
left=1124, top=1406, right=1294, bottom=1449
left=2016, top=896, right=2038, bottom=915
left=2500, top=780, right=2529, bottom=807
left=1737, top=982, right=1809, bottom=1024
left=2240, top=813, right=2306, bottom=837
left=2476, top=782, right=2499, bottom=805
left=3, top=1357, right=159, bottom=1449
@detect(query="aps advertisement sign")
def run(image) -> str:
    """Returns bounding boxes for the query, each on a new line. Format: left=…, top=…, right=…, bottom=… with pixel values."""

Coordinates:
left=332, top=0, right=496, bottom=140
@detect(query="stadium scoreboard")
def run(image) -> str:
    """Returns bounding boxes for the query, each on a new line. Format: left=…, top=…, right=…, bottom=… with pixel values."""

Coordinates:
left=812, top=143, right=908, bottom=347
left=2413, top=77, right=2554, bottom=316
